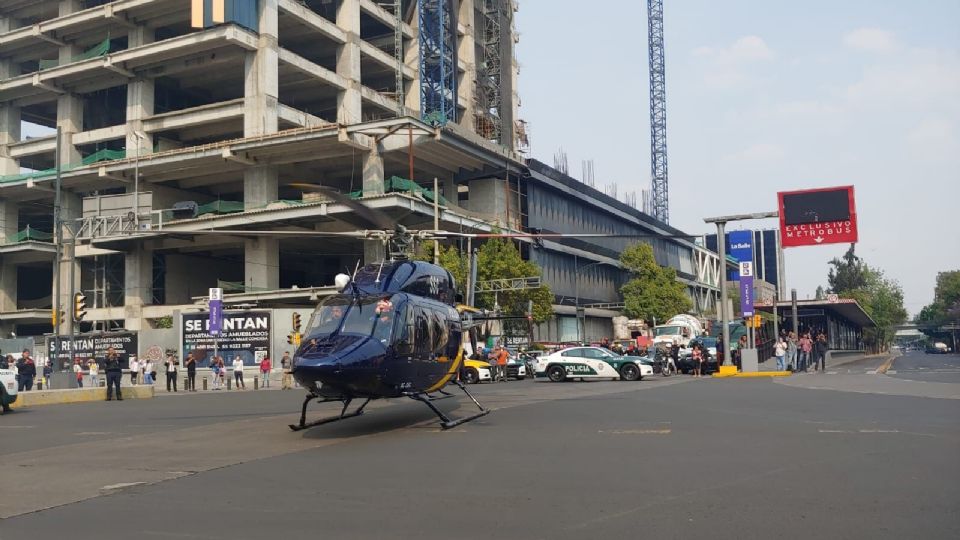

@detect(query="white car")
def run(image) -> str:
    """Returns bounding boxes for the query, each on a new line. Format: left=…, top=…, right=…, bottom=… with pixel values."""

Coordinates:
left=535, top=347, right=653, bottom=382
left=1, top=368, right=18, bottom=413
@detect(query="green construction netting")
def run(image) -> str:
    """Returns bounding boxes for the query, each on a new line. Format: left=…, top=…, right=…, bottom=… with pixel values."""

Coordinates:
left=39, top=38, right=111, bottom=70
left=348, top=176, right=447, bottom=205
left=197, top=200, right=245, bottom=216
left=0, top=148, right=126, bottom=184
left=6, top=226, right=53, bottom=244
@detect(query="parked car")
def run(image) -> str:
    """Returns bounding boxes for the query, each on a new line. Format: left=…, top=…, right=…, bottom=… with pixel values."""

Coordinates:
left=505, top=355, right=528, bottom=380
left=1, top=367, right=18, bottom=413
left=460, top=358, right=493, bottom=384
left=535, top=346, right=653, bottom=382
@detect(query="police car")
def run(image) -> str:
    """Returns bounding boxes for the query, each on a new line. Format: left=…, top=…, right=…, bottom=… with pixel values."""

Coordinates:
left=535, top=346, right=653, bottom=382
left=1, top=367, right=18, bottom=413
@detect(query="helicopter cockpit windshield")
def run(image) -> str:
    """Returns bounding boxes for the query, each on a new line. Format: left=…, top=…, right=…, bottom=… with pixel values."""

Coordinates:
left=304, top=295, right=404, bottom=345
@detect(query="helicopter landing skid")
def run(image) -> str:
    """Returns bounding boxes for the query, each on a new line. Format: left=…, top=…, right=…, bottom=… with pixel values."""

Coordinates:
left=289, top=394, right=372, bottom=432
left=407, top=380, right=490, bottom=430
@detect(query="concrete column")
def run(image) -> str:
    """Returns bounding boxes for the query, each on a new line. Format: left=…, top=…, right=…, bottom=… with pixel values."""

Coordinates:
left=56, top=193, right=82, bottom=334
left=336, top=0, right=362, bottom=124
left=57, top=93, right=83, bottom=165
left=467, top=177, right=510, bottom=225
left=243, top=165, right=278, bottom=210
left=244, top=0, right=279, bottom=137
left=124, top=247, right=152, bottom=330
left=457, top=0, right=477, bottom=130
left=499, top=9, right=516, bottom=151
left=126, top=26, right=155, bottom=154
left=443, top=176, right=458, bottom=206
left=245, top=237, right=279, bottom=290
left=0, top=200, right=19, bottom=312
left=0, top=104, right=20, bottom=175
left=362, top=149, right=385, bottom=195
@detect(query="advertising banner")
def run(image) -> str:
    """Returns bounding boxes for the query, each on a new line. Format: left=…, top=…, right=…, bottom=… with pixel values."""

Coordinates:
left=181, top=310, right=270, bottom=367
left=739, top=261, right=755, bottom=317
left=778, top=186, right=858, bottom=247
left=46, top=332, right=138, bottom=370
left=208, top=287, right=223, bottom=335
left=727, top=230, right=753, bottom=280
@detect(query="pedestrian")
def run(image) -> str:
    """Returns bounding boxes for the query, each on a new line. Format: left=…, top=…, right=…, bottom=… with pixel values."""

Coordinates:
left=88, top=358, right=99, bottom=387
left=211, top=357, right=222, bottom=390
left=774, top=337, right=787, bottom=371
left=232, top=355, right=245, bottom=389
left=165, top=353, right=179, bottom=392
left=0, top=353, right=10, bottom=369
left=496, top=346, right=509, bottom=382
left=798, top=333, right=813, bottom=373
left=814, top=333, right=828, bottom=372
left=16, top=349, right=36, bottom=392
left=259, top=355, right=272, bottom=388
left=786, top=332, right=798, bottom=371
left=129, top=356, right=139, bottom=385
left=42, top=360, right=52, bottom=387
left=691, top=343, right=703, bottom=377
left=104, top=346, right=123, bottom=401
left=281, top=351, right=293, bottom=390
left=73, top=358, right=84, bottom=388
left=185, top=352, right=197, bottom=391
left=670, top=340, right=681, bottom=369
left=143, top=358, right=155, bottom=386
left=600, top=338, right=611, bottom=350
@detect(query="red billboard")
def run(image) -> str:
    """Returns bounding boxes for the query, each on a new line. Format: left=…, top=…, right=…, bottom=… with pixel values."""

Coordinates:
left=778, top=186, right=858, bottom=247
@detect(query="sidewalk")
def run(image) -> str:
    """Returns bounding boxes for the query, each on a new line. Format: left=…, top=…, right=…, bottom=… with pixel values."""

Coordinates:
left=147, top=372, right=294, bottom=396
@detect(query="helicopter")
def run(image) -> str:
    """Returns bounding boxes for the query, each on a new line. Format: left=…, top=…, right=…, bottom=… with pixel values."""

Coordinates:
left=184, top=184, right=697, bottom=431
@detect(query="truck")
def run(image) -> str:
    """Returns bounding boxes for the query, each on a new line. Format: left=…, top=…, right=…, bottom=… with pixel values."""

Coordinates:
left=652, top=314, right=704, bottom=348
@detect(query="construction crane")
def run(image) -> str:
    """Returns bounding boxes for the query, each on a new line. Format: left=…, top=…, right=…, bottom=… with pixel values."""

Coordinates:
left=647, top=0, right=669, bottom=224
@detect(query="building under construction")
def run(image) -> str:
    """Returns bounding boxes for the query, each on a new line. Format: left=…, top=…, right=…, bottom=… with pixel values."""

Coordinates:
left=0, top=0, right=718, bottom=360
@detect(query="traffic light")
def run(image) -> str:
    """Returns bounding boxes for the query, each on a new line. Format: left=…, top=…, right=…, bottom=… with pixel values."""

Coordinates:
left=287, top=332, right=296, bottom=345
left=292, top=312, right=302, bottom=333
left=73, top=292, right=88, bottom=323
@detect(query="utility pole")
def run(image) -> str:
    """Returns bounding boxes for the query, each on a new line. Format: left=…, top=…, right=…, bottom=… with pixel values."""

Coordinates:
left=53, top=126, right=63, bottom=370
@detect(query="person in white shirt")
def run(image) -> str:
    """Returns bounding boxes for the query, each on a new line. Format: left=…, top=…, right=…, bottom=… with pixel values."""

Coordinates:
left=129, top=357, right=139, bottom=385
left=143, top=360, right=155, bottom=385
left=73, top=359, right=84, bottom=388
left=232, top=356, right=245, bottom=389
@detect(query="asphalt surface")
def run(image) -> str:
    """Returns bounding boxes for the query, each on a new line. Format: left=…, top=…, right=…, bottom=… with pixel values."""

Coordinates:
left=1, top=352, right=958, bottom=539
left=885, top=351, right=960, bottom=384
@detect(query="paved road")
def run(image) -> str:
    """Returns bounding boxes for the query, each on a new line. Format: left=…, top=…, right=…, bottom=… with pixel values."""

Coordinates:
left=885, top=351, right=960, bottom=384
left=2, top=369, right=958, bottom=539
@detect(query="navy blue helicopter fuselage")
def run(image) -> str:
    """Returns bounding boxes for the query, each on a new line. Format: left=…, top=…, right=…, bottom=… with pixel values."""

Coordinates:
left=291, top=260, right=463, bottom=398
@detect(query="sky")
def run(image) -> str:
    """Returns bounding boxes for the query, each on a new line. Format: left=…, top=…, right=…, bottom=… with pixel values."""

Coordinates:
left=515, top=0, right=960, bottom=316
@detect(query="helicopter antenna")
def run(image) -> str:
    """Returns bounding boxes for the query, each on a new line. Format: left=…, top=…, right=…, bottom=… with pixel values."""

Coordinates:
left=374, top=259, right=385, bottom=284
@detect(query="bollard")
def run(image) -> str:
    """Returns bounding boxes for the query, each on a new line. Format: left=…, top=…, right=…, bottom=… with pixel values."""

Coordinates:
left=203, top=377, right=208, bottom=391
left=184, top=376, right=189, bottom=390
left=227, top=378, right=232, bottom=390
left=37, top=378, right=43, bottom=391
left=254, top=376, right=259, bottom=390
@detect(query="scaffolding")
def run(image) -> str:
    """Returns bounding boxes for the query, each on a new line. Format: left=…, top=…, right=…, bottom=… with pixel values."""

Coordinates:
left=418, top=0, right=457, bottom=126
left=475, top=0, right=506, bottom=143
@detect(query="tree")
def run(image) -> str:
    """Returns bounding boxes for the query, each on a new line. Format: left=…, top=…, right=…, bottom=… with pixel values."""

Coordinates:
left=916, top=270, right=960, bottom=345
left=815, top=285, right=825, bottom=300
left=619, top=242, right=692, bottom=324
left=416, top=240, right=553, bottom=324
left=827, top=244, right=869, bottom=293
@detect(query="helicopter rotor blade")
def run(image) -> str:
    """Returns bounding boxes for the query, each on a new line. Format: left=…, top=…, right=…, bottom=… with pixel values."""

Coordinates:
left=169, top=229, right=378, bottom=238
left=288, top=183, right=394, bottom=231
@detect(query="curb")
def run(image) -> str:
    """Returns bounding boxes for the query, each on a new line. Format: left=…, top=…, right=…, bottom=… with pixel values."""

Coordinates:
left=9, top=385, right=155, bottom=409
left=712, top=371, right=792, bottom=378
left=876, top=355, right=896, bottom=375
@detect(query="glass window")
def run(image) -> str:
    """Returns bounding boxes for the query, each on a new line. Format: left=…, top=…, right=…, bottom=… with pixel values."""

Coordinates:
left=561, top=348, right=583, bottom=357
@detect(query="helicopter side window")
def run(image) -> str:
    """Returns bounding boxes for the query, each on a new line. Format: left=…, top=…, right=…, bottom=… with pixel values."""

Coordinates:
left=413, top=307, right=431, bottom=356
left=430, top=310, right=448, bottom=355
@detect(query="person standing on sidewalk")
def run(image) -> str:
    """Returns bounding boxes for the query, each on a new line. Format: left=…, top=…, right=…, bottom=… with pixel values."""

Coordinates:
left=165, top=353, right=179, bottom=392
left=88, top=357, right=99, bottom=387
left=786, top=332, right=798, bottom=371
left=16, top=350, right=35, bottom=392
left=104, top=347, right=123, bottom=401
left=280, top=352, right=293, bottom=390
left=185, top=352, right=197, bottom=391
left=798, top=333, right=813, bottom=373
left=143, top=358, right=155, bottom=386
left=814, top=333, right=828, bottom=372
left=73, top=358, right=84, bottom=388
left=259, top=356, right=272, bottom=388
left=232, top=356, right=246, bottom=389
left=774, top=337, right=787, bottom=371
left=129, top=357, right=139, bottom=386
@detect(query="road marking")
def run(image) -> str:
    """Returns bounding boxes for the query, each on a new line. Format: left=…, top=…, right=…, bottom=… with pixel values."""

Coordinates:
left=0, top=425, right=35, bottom=429
left=75, top=432, right=111, bottom=436
left=876, top=356, right=896, bottom=374
left=818, top=429, right=901, bottom=434
left=100, top=482, right=146, bottom=492
left=599, top=429, right=671, bottom=435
